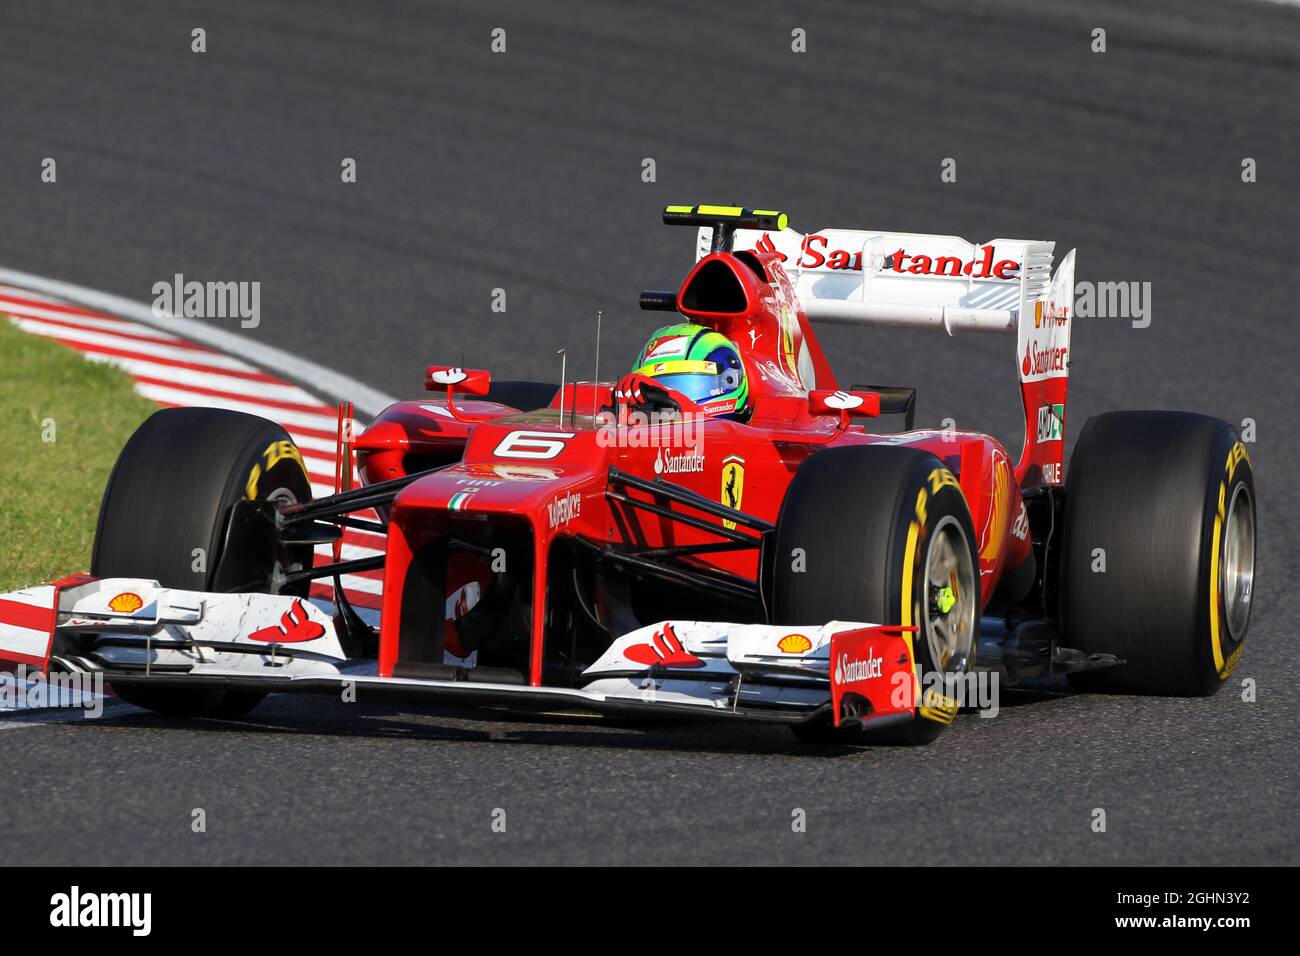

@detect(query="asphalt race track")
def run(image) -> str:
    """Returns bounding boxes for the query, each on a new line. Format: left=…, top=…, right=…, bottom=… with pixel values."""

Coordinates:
left=2, top=0, right=1298, bottom=864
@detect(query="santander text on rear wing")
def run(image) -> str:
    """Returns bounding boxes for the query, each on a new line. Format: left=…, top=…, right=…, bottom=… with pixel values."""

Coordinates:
left=691, top=214, right=1076, bottom=487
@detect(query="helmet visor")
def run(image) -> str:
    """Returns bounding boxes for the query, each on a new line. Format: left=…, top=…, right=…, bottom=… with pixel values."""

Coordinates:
left=635, top=355, right=744, bottom=407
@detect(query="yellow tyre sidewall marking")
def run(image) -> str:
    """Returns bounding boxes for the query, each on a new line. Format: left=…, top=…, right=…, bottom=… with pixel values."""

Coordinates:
left=244, top=440, right=309, bottom=501
left=906, top=469, right=962, bottom=724
left=1211, top=442, right=1251, bottom=679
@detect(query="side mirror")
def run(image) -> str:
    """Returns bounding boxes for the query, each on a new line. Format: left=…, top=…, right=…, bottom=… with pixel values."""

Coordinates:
left=808, top=388, right=880, bottom=429
left=425, top=366, right=491, bottom=396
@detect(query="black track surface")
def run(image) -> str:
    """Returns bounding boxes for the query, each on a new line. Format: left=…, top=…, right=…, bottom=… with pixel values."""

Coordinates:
left=1, top=0, right=1297, bottom=864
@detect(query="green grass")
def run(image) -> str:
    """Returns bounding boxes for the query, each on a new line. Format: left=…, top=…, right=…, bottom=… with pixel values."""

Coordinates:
left=0, top=317, right=157, bottom=591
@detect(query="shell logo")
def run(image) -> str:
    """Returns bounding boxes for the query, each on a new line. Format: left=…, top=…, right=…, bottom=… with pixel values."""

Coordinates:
left=777, top=633, right=812, bottom=654
left=108, top=592, right=144, bottom=613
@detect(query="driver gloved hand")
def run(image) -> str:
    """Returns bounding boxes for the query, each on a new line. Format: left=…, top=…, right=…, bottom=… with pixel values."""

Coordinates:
left=614, top=372, right=677, bottom=410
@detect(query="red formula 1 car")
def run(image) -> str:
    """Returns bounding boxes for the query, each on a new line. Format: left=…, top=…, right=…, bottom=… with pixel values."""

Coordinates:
left=0, top=205, right=1257, bottom=744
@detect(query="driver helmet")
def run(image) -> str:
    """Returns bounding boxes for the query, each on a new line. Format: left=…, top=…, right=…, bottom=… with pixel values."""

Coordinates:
left=632, top=322, right=750, bottom=421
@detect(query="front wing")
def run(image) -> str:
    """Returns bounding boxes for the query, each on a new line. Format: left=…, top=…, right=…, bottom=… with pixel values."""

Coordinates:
left=1, top=577, right=921, bottom=729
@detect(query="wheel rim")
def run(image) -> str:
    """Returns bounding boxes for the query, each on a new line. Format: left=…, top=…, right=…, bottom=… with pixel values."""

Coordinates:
left=264, top=486, right=302, bottom=594
left=923, top=515, right=977, bottom=672
left=1221, top=482, right=1255, bottom=642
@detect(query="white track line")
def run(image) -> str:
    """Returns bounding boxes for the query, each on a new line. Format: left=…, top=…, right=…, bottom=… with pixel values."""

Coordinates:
left=131, top=383, right=342, bottom=431
left=9, top=317, right=258, bottom=371
left=0, top=267, right=398, bottom=417
left=0, top=302, right=181, bottom=338
left=79, top=352, right=330, bottom=404
left=281, top=431, right=341, bottom=456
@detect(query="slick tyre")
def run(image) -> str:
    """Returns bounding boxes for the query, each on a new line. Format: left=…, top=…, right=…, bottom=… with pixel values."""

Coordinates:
left=92, top=407, right=315, bottom=717
left=1060, top=411, right=1255, bottom=696
left=773, top=446, right=979, bottom=745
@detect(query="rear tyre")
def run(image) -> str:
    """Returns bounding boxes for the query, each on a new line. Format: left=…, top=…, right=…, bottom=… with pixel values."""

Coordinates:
left=92, top=407, right=314, bottom=717
left=1060, top=411, right=1255, bottom=696
left=773, top=446, right=979, bottom=745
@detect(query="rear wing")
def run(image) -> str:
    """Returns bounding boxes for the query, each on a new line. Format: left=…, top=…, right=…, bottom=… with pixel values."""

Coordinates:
left=703, top=225, right=1055, bottom=333
left=692, top=219, right=1076, bottom=486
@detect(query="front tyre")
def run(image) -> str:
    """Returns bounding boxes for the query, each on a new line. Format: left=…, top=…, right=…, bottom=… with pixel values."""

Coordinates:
left=773, top=446, right=979, bottom=745
left=1060, top=411, right=1256, bottom=696
left=92, top=407, right=314, bottom=717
